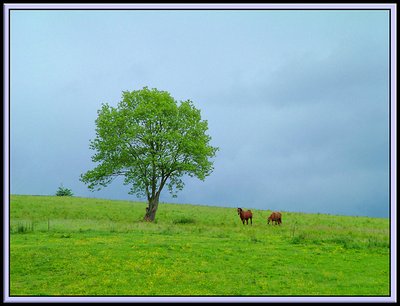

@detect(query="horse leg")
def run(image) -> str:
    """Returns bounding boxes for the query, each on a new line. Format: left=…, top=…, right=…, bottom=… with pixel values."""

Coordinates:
left=250, top=217, right=252, bottom=225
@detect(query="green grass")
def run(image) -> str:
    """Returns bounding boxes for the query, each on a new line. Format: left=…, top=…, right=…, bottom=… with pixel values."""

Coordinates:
left=9, top=195, right=390, bottom=296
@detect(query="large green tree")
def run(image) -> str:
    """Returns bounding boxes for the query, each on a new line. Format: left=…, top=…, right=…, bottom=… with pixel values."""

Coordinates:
left=80, top=87, right=218, bottom=221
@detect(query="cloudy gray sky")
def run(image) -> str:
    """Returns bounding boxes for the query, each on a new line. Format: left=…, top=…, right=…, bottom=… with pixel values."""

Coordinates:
left=9, top=8, right=391, bottom=217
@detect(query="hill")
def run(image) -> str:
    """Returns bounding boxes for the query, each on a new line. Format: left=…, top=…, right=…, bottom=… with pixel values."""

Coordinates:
left=9, top=195, right=390, bottom=296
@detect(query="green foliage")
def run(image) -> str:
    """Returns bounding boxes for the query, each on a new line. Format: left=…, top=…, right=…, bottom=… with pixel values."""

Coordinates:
left=10, top=195, right=390, bottom=296
left=80, top=87, right=218, bottom=203
left=55, top=185, right=73, bottom=196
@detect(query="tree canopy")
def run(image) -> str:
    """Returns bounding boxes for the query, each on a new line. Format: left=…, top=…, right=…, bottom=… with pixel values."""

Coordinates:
left=80, top=87, right=218, bottom=221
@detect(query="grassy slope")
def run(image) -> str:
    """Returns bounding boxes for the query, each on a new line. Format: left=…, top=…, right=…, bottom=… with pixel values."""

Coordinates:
left=9, top=195, right=390, bottom=296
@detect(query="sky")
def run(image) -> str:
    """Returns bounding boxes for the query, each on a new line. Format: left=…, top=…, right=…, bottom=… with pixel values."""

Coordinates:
left=9, top=8, right=391, bottom=218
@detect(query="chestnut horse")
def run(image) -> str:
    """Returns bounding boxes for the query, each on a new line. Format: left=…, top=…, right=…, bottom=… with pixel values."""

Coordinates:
left=237, top=208, right=253, bottom=225
left=267, top=212, right=282, bottom=225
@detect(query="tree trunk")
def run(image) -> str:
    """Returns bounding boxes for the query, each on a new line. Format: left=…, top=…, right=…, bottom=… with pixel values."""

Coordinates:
left=144, top=194, right=160, bottom=222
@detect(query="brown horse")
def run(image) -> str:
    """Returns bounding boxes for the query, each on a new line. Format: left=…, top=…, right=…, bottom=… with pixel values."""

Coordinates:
left=237, top=208, right=253, bottom=225
left=267, top=212, right=282, bottom=225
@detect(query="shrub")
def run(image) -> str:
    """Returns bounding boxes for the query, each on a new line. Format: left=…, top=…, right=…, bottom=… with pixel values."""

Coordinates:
left=13, top=221, right=34, bottom=233
left=56, top=185, right=74, bottom=196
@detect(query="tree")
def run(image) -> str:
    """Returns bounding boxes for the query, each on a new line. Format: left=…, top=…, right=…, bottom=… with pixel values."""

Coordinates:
left=56, top=184, right=74, bottom=196
left=80, top=87, right=218, bottom=222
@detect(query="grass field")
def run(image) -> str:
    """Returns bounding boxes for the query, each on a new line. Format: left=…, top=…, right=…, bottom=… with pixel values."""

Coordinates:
left=9, top=195, right=390, bottom=296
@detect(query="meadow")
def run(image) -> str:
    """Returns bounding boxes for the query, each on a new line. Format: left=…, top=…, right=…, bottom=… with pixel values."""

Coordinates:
left=9, top=195, right=390, bottom=296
